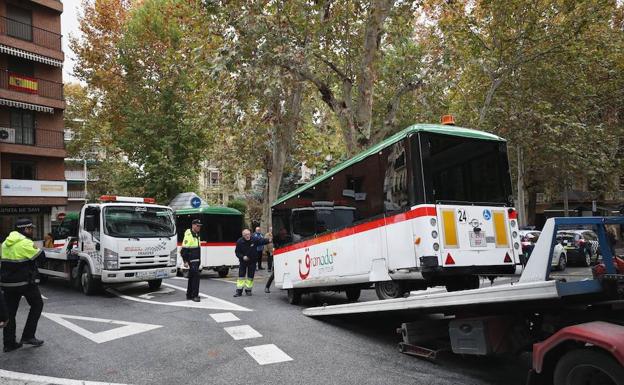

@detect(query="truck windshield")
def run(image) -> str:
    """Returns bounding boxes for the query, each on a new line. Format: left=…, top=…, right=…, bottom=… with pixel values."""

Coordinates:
left=103, top=206, right=176, bottom=238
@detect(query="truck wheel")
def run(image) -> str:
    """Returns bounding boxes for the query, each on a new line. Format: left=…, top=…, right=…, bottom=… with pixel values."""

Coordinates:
left=71, top=265, right=82, bottom=290
left=557, top=254, right=567, bottom=271
left=375, top=281, right=405, bottom=299
left=583, top=250, right=592, bottom=267
left=148, top=279, right=162, bottom=290
left=345, top=288, right=361, bottom=302
left=218, top=268, right=229, bottom=278
left=554, top=348, right=624, bottom=385
left=287, top=289, right=301, bottom=305
left=80, top=264, right=101, bottom=296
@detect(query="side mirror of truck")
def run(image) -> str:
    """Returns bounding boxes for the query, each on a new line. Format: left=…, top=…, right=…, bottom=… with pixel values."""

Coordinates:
left=85, top=215, right=97, bottom=232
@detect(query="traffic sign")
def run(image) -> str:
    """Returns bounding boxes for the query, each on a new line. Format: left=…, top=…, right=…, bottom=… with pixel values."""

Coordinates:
left=191, top=196, right=201, bottom=208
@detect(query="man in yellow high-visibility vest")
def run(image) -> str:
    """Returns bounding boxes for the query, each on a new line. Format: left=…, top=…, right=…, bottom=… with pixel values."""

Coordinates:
left=1, top=218, right=45, bottom=352
left=181, top=219, right=202, bottom=302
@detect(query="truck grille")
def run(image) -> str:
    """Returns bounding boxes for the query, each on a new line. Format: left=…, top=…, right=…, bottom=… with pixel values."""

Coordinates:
left=119, top=255, right=170, bottom=270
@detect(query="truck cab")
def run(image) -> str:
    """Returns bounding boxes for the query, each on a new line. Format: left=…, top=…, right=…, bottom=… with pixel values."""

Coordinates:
left=40, top=195, right=178, bottom=295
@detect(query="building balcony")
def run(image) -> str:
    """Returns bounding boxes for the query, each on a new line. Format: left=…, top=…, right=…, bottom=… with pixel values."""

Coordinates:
left=67, top=190, right=87, bottom=201
left=0, top=70, right=64, bottom=109
left=65, top=170, right=98, bottom=182
left=0, top=16, right=61, bottom=51
left=0, top=126, right=65, bottom=157
left=30, top=1, right=64, bottom=13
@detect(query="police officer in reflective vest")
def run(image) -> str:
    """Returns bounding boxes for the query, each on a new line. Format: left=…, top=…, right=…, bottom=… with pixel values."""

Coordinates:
left=181, top=219, right=202, bottom=302
left=0, top=218, right=45, bottom=352
left=234, top=228, right=271, bottom=297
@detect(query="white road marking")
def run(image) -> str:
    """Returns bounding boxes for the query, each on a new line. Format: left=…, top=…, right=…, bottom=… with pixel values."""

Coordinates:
left=209, top=312, right=240, bottom=323
left=42, top=312, right=162, bottom=344
left=0, top=369, right=131, bottom=385
left=244, top=344, right=293, bottom=365
left=107, top=283, right=251, bottom=312
left=137, top=287, right=175, bottom=299
left=171, top=276, right=186, bottom=280
left=223, top=325, right=262, bottom=340
left=41, top=294, right=48, bottom=299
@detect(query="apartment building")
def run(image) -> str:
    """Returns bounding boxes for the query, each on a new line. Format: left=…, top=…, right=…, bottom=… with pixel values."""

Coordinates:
left=0, top=0, right=65, bottom=241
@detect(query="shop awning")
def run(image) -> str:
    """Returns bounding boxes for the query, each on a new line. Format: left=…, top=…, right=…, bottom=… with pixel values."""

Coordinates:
left=0, top=45, right=63, bottom=67
left=0, top=98, right=54, bottom=114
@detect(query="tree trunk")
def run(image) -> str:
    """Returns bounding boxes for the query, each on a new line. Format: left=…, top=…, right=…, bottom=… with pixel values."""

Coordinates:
left=260, top=79, right=305, bottom=232
left=526, top=189, right=537, bottom=226
left=516, top=147, right=526, bottom=226
left=563, top=179, right=569, bottom=217
left=354, top=0, right=393, bottom=146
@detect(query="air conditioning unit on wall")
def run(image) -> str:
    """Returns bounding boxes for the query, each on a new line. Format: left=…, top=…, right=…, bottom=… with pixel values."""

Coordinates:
left=0, top=127, right=15, bottom=143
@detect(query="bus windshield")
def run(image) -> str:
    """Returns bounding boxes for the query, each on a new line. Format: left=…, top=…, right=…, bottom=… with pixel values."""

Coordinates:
left=419, top=133, right=512, bottom=205
left=104, top=206, right=176, bottom=238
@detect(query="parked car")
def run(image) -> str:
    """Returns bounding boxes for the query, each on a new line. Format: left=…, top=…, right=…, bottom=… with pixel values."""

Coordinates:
left=519, top=230, right=567, bottom=271
left=556, top=230, right=600, bottom=267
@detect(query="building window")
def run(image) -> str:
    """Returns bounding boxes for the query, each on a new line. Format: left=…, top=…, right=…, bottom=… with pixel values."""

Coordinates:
left=10, top=109, right=34, bottom=145
left=209, top=170, right=220, bottom=186
left=11, top=161, right=36, bottom=180
left=6, top=5, right=32, bottom=42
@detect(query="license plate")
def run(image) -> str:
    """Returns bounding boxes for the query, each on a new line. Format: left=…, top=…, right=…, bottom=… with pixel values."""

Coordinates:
left=469, top=232, right=487, bottom=247
left=136, top=271, right=154, bottom=279
left=155, top=270, right=168, bottom=278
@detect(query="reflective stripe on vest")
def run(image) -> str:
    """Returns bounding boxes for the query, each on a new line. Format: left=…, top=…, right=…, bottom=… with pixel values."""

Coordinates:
left=182, top=229, right=200, bottom=248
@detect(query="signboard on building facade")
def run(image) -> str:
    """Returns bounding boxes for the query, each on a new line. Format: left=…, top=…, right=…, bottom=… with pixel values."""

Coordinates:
left=1, top=179, right=67, bottom=197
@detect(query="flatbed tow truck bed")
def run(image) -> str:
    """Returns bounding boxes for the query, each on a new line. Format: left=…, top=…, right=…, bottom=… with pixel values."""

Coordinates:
left=302, top=217, right=624, bottom=385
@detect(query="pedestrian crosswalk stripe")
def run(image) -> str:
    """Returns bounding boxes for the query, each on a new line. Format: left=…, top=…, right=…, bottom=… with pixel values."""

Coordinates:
left=0, top=369, right=131, bottom=385
left=244, top=344, right=293, bottom=365
left=210, top=312, right=240, bottom=323
left=223, top=325, right=262, bottom=340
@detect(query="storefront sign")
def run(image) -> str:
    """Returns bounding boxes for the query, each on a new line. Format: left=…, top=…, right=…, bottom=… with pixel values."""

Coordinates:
left=0, top=207, right=43, bottom=215
left=1, top=179, right=67, bottom=197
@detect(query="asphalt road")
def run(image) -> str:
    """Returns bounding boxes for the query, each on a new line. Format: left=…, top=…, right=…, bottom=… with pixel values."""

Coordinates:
left=0, top=267, right=593, bottom=385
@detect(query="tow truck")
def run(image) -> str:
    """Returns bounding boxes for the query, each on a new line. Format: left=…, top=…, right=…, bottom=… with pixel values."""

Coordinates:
left=40, top=195, right=178, bottom=295
left=303, top=217, right=624, bottom=385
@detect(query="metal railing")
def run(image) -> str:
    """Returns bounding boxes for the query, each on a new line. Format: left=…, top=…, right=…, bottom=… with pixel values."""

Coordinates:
left=65, top=170, right=98, bottom=181
left=0, top=16, right=62, bottom=51
left=0, top=70, right=63, bottom=100
left=67, top=190, right=86, bottom=199
left=0, top=126, right=64, bottom=149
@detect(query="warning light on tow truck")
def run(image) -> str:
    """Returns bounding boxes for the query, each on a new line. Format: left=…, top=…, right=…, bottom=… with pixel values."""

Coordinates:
left=99, top=195, right=156, bottom=204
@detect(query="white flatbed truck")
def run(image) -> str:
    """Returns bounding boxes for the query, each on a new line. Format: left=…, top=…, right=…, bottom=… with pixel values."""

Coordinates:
left=40, top=196, right=178, bottom=295
left=303, top=217, right=624, bottom=385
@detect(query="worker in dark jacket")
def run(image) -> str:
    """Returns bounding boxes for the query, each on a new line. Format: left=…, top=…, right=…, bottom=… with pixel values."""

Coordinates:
left=1, top=218, right=45, bottom=352
left=181, top=219, right=202, bottom=302
left=234, top=228, right=271, bottom=297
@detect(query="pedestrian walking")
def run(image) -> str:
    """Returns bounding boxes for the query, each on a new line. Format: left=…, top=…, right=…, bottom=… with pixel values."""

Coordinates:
left=181, top=219, right=202, bottom=302
left=234, top=229, right=271, bottom=297
left=1, top=218, right=45, bottom=352
left=265, top=226, right=274, bottom=272
left=253, top=226, right=265, bottom=270
left=265, top=228, right=291, bottom=294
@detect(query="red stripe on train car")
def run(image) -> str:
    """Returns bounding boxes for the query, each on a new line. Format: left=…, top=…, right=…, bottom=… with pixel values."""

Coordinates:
left=274, top=205, right=437, bottom=255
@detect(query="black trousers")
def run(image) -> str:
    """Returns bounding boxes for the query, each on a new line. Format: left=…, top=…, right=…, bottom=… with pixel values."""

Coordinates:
left=267, top=253, right=274, bottom=271
left=186, top=261, right=200, bottom=299
left=257, top=254, right=264, bottom=269
left=265, top=272, right=274, bottom=289
left=3, top=284, right=43, bottom=345
left=237, top=259, right=257, bottom=292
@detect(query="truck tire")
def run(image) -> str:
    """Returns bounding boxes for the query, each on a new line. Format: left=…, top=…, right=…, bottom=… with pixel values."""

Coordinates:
left=148, top=279, right=162, bottom=290
left=345, top=288, right=361, bottom=302
left=218, top=268, right=229, bottom=278
left=287, top=289, right=302, bottom=305
left=375, top=281, right=405, bottom=300
left=556, top=253, right=567, bottom=271
left=554, top=348, right=624, bottom=385
left=80, top=264, right=101, bottom=296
